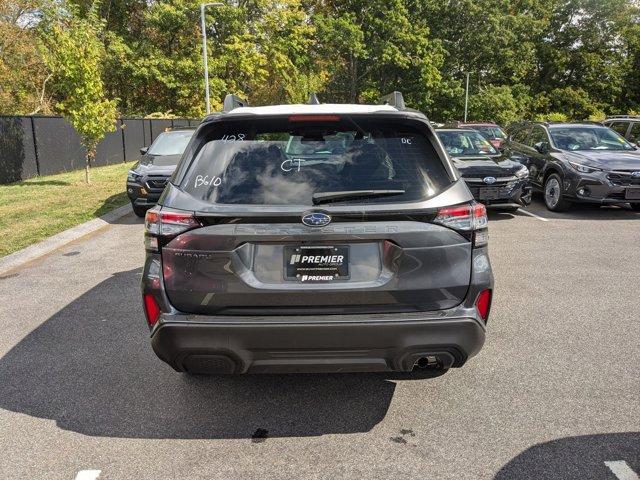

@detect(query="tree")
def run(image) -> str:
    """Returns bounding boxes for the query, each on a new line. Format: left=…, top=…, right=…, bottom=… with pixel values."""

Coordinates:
left=0, top=0, right=51, bottom=114
left=39, top=1, right=117, bottom=183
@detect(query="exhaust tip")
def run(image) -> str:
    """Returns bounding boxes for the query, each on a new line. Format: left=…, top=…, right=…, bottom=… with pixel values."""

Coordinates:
left=414, top=355, right=440, bottom=370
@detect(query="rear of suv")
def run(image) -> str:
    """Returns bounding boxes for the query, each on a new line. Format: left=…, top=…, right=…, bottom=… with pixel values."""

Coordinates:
left=141, top=93, right=494, bottom=376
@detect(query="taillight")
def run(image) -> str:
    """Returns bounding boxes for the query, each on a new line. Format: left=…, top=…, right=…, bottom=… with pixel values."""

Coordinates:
left=433, top=202, right=488, bottom=247
left=143, top=294, right=161, bottom=327
left=475, top=289, right=492, bottom=322
left=144, top=208, right=201, bottom=251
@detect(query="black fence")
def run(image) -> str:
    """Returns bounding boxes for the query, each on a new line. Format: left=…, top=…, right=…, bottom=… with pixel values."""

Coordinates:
left=0, top=116, right=200, bottom=184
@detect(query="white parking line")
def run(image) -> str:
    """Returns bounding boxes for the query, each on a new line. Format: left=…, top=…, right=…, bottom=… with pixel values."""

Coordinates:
left=605, top=461, right=639, bottom=480
left=517, top=208, right=549, bottom=222
left=74, top=470, right=101, bottom=480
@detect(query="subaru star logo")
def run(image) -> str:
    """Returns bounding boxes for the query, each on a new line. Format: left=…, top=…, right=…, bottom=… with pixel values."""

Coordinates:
left=302, top=212, right=331, bottom=227
left=632, top=171, right=640, bottom=178
left=483, top=176, right=497, bottom=185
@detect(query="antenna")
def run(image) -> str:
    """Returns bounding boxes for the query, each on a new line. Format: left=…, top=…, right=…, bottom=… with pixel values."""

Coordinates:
left=380, top=91, right=406, bottom=110
left=308, top=93, right=320, bottom=105
left=222, top=94, right=248, bottom=113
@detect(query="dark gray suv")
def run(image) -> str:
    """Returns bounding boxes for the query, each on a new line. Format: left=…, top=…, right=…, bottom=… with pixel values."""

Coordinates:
left=141, top=93, right=494, bottom=376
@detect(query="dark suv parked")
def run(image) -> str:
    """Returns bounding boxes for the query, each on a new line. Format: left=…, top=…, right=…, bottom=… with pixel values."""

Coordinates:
left=141, top=93, right=494, bottom=376
left=127, top=127, right=195, bottom=217
left=603, top=116, right=640, bottom=146
left=436, top=128, right=531, bottom=211
left=504, top=121, right=640, bottom=211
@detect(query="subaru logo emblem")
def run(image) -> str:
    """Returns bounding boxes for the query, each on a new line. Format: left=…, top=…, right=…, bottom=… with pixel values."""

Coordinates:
left=632, top=171, right=640, bottom=178
left=483, top=176, right=497, bottom=185
left=302, top=212, right=331, bottom=227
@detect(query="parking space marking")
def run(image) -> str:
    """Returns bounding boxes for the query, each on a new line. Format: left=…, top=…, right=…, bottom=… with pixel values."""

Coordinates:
left=605, top=461, right=639, bottom=480
left=74, top=470, right=101, bottom=480
left=517, top=208, right=549, bottom=222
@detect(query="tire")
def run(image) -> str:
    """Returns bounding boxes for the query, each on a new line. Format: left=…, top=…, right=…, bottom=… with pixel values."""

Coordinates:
left=132, top=203, right=148, bottom=218
left=543, top=173, right=571, bottom=212
left=630, top=203, right=640, bottom=211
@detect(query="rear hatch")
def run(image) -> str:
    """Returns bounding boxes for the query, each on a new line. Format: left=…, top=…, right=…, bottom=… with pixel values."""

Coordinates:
left=157, top=113, right=476, bottom=315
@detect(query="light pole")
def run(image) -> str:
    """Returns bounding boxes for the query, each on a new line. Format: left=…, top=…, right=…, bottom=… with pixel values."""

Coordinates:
left=464, top=72, right=470, bottom=122
left=200, top=2, right=224, bottom=115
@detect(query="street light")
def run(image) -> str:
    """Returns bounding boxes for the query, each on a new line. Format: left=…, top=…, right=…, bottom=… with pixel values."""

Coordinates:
left=200, top=2, right=224, bottom=115
left=463, top=72, right=470, bottom=122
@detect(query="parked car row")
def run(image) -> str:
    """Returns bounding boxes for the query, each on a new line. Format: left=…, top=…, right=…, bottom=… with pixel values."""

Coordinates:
left=436, top=118, right=640, bottom=212
left=126, top=116, right=640, bottom=217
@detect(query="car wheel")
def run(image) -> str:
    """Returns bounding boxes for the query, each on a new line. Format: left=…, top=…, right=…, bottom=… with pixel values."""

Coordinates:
left=544, top=173, right=571, bottom=211
left=630, top=203, right=640, bottom=211
left=132, top=204, right=148, bottom=218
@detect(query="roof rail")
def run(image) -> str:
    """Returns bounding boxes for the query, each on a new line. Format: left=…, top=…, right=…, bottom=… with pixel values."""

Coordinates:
left=606, top=115, right=640, bottom=119
left=380, top=91, right=406, bottom=110
left=222, top=94, right=248, bottom=113
left=308, top=93, right=320, bottom=105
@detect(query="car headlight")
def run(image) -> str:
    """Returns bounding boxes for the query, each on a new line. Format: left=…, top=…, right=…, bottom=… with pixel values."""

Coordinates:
left=515, top=165, right=529, bottom=178
left=569, top=162, right=601, bottom=174
left=127, top=170, right=141, bottom=182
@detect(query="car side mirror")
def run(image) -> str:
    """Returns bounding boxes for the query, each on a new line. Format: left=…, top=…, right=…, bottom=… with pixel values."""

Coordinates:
left=535, top=142, right=550, bottom=154
left=140, top=147, right=148, bottom=155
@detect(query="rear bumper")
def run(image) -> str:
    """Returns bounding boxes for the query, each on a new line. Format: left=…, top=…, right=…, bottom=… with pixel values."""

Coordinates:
left=150, top=312, right=486, bottom=374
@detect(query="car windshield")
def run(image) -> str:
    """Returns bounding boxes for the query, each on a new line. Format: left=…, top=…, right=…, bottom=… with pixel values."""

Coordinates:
left=147, top=130, right=194, bottom=156
left=437, top=130, right=498, bottom=157
left=471, top=126, right=507, bottom=139
left=549, top=126, right=635, bottom=151
left=180, top=116, right=452, bottom=205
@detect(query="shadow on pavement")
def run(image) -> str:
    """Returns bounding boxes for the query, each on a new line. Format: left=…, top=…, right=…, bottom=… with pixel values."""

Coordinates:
left=495, top=432, right=640, bottom=480
left=0, top=268, right=397, bottom=439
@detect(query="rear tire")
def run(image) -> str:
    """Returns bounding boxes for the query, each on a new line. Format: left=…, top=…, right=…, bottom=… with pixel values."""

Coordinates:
left=543, top=173, right=571, bottom=212
left=132, top=203, right=148, bottom=218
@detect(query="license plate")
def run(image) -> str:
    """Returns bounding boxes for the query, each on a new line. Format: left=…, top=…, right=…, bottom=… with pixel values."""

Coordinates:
left=478, top=187, right=503, bottom=200
left=284, top=245, right=349, bottom=282
left=625, top=188, right=640, bottom=200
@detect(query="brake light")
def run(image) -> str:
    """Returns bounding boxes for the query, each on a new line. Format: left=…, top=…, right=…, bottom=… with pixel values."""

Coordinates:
left=433, top=202, right=488, bottom=247
left=145, top=208, right=201, bottom=237
left=288, top=115, right=341, bottom=122
left=434, top=202, right=487, bottom=231
left=143, top=294, right=161, bottom=327
left=475, top=289, right=492, bottom=322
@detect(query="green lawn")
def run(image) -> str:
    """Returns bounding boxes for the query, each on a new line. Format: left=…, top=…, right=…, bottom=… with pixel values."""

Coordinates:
left=0, top=162, right=135, bottom=257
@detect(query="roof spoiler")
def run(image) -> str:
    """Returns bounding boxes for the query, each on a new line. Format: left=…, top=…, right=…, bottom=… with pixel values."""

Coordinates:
left=380, top=91, right=406, bottom=110
left=222, top=94, right=248, bottom=113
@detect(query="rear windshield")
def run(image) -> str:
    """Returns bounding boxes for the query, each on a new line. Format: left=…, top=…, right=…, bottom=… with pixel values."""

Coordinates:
left=148, top=130, right=194, bottom=156
left=179, top=116, right=451, bottom=205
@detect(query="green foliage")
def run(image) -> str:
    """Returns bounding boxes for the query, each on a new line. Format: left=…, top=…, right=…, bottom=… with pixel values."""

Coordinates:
left=39, top=1, right=117, bottom=182
left=468, top=85, right=522, bottom=125
left=1, top=0, right=639, bottom=124
left=534, top=112, right=569, bottom=122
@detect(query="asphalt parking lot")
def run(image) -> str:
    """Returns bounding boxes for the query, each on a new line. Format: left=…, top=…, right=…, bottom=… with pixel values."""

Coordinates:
left=0, top=197, right=638, bottom=480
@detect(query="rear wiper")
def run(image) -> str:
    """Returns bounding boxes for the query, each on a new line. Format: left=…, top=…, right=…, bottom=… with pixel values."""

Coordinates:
left=312, top=189, right=405, bottom=205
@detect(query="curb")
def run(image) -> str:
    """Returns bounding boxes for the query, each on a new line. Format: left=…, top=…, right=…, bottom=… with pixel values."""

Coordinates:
left=0, top=203, right=133, bottom=276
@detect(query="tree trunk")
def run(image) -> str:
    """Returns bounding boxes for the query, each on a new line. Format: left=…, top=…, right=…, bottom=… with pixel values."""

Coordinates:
left=85, top=149, right=95, bottom=184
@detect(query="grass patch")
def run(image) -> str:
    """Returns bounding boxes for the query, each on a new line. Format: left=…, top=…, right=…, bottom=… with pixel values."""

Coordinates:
left=0, top=162, right=135, bottom=257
